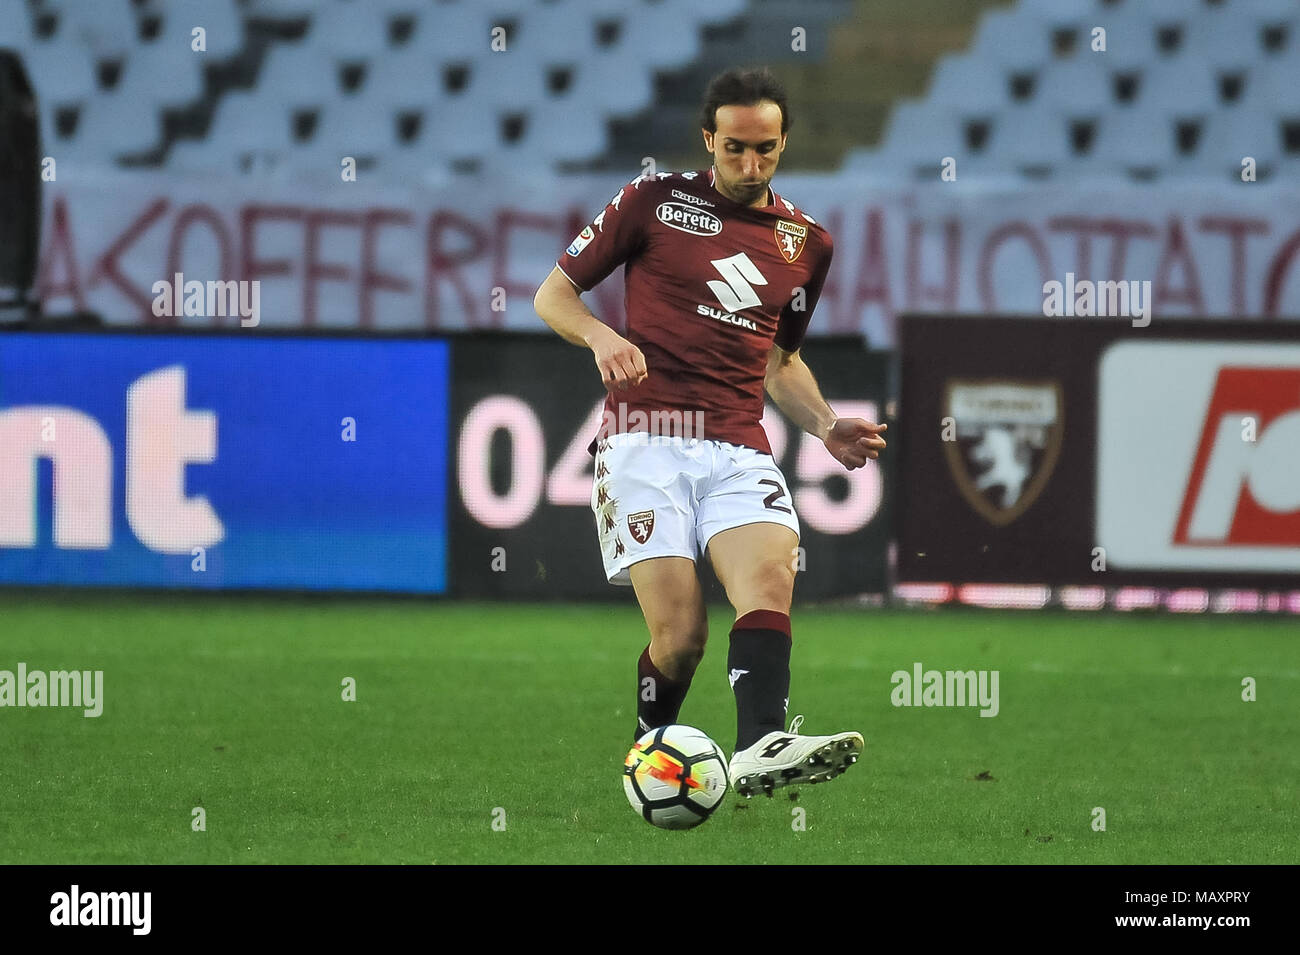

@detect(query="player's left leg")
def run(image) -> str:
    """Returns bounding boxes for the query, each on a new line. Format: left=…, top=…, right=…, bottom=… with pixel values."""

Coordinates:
left=706, top=517, right=862, bottom=797
left=705, top=521, right=799, bottom=752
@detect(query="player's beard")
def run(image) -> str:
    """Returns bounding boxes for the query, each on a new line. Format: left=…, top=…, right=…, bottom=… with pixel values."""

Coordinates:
left=716, top=167, right=770, bottom=206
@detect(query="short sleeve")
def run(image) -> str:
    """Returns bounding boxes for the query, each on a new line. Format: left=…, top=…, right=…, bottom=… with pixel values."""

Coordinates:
left=556, top=177, right=653, bottom=292
left=774, top=232, right=833, bottom=352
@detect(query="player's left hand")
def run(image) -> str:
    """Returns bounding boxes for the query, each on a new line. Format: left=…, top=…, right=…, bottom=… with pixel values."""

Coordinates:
left=823, top=417, right=887, bottom=470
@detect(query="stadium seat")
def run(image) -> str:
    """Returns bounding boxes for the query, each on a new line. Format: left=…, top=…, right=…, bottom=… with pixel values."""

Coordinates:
left=65, top=90, right=162, bottom=163
left=314, top=99, right=405, bottom=166
left=1032, top=57, right=1114, bottom=115
left=969, top=9, right=1054, bottom=72
left=1082, top=12, right=1165, bottom=71
left=1231, top=0, right=1300, bottom=24
left=1017, top=0, right=1097, bottom=24
left=156, top=0, right=244, bottom=61
left=54, top=0, right=139, bottom=61
left=1190, top=109, right=1285, bottom=179
left=863, top=101, right=975, bottom=178
left=0, top=4, right=34, bottom=50
left=1112, top=0, right=1200, bottom=27
left=424, top=97, right=500, bottom=163
left=463, top=52, right=552, bottom=112
left=514, top=3, right=598, bottom=59
left=1135, top=58, right=1222, bottom=117
left=310, top=1, right=395, bottom=60
left=1070, top=106, right=1177, bottom=179
left=567, top=48, right=655, bottom=117
left=21, top=39, right=98, bottom=108
left=926, top=54, right=1016, bottom=113
left=1182, top=9, right=1274, bottom=70
left=360, top=48, right=446, bottom=112
left=115, top=42, right=204, bottom=111
left=242, top=0, right=317, bottom=21
left=167, top=90, right=296, bottom=175
left=256, top=42, right=338, bottom=107
left=407, top=3, right=497, bottom=63
left=985, top=105, right=1074, bottom=177
left=621, top=3, right=701, bottom=71
left=1240, top=50, right=1300, bottom=113
left=507, top=97, right=608, bottom=165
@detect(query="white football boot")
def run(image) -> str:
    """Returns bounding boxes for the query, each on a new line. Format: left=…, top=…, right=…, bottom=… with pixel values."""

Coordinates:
left=729, top=715, right=864, bottom=798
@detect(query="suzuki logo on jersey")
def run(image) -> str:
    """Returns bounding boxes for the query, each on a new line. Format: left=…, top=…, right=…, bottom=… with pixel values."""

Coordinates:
left=775, top=220, right=807, bottom=264
left=656, top=202, right=723, bottom=236
left=706, top=252, right=767, bottom=312
left=1174, top=367, right=1300, bottom=546
left=695, top=305, right=758, bottom=331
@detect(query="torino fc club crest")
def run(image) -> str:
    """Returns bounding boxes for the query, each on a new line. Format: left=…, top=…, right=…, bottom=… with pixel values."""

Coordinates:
left=628, top=510, right=655, bottom=544
left=943, top=380, right=1064, bottom=526
left=775, top=219, right=807, bottom=264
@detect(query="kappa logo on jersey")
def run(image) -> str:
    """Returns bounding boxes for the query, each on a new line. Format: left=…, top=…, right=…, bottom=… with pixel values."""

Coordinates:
left=656, top=202, right=723, bottom=236
left=566, top=226, right=595, bottom=256
left=671, top=188, right=714, bottom=207
left=775, top=219, right=807, bottom=264
left=628, top=509, right=655, bottom=544
left=944, top=380, right=1064, bottom=526
left=1174, top=367, right=1300, bottom=546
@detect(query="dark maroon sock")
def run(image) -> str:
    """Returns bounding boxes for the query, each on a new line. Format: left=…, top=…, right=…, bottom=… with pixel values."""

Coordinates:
left=727, top=609, right=792, bottom=751
left=635, top=645, right=692, bottom=741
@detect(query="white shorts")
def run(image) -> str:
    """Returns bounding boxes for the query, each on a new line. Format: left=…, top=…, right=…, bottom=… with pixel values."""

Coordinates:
left=591, top=433, right=801, bottom=586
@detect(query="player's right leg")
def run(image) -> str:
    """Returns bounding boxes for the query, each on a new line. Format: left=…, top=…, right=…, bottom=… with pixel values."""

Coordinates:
left=629, top=557, right=708, bottom=740
left=590, top=433, right=713, bottom=740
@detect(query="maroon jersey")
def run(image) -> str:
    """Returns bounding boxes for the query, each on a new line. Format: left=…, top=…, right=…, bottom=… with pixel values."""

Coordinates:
left=556, top=167, right=834, bottom=456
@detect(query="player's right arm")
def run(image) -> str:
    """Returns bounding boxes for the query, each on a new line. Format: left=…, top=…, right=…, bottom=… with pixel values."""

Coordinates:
left=533, top=266, right=647, bottom=391
left=534, top=177, right=654, bottom=391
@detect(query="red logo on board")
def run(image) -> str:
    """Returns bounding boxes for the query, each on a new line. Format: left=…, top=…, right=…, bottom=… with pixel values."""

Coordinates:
left=1173, top=367, right=1300, bottom=546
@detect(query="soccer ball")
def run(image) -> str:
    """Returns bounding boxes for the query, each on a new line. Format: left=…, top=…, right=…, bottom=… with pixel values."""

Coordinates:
left=623, top=724, right=729, bottom=829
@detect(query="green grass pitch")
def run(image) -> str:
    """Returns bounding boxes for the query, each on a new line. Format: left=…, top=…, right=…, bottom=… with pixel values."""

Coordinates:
left=1, top=591, right=1296, bottom=864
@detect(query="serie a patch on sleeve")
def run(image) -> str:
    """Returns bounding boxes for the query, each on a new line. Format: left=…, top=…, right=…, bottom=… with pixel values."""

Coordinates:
left=567, top=225, right=595, bottom=257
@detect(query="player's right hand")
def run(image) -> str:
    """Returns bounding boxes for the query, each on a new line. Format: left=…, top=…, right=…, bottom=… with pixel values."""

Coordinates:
left=588, top=326, right=648, bottom=391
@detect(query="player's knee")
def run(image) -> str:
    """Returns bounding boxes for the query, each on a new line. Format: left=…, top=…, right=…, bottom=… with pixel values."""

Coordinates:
left=742, top=558, right=795, bottom=611
left=649, top=617, right=707, bottom=657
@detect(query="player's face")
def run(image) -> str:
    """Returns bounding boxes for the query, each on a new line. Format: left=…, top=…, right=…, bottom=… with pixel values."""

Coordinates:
left=703, top=101, right=786, bottom=208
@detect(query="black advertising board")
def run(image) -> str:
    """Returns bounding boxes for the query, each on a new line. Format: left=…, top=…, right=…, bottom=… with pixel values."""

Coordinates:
left=449, top=334, right=892, bottom=600
left=897, top=315, right=1300, bottom=588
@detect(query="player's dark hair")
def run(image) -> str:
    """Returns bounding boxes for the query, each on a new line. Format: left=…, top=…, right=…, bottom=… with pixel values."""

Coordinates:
left=700, top=68, right=791, bottom=134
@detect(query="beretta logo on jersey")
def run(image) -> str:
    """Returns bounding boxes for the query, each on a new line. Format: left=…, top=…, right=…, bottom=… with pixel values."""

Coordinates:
left=775, top=219, right=807, bottom=264
left=567, top=226, right=595, bottom=256
left=628, top=509, right=655, bottom=544
left=656, top=202, right=723, bottom=236
left=943, top=380, right=1064, bottom=526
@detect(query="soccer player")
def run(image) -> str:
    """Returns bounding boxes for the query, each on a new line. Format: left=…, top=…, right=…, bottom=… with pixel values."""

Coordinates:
left=533, top=68, right=887, bottom=797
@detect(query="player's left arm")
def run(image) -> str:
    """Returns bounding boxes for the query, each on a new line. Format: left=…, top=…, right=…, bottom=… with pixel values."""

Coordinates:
left=764, top=345, right=886, bottom=470
left=765, top=230, right=885, bottom=470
